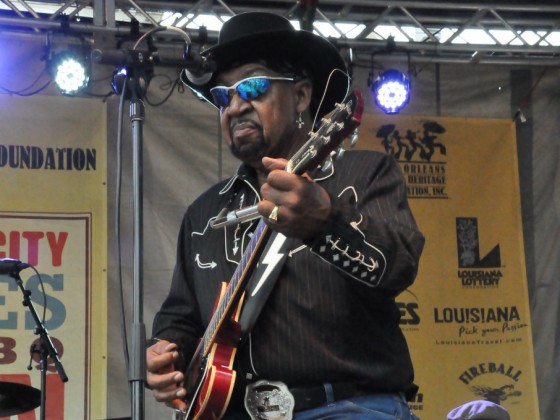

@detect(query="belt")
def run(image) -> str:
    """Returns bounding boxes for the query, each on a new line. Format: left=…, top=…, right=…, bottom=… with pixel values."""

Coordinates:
left=242, top=380, right=366, bottom=419
left=289, top=382, right=362, bottom=412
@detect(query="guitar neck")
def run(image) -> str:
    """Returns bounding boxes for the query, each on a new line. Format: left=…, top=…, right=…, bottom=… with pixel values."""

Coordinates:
left=201, top=220, right=271, bottom=355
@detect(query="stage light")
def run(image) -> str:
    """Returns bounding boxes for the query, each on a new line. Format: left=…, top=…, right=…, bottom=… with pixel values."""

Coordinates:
left=49, top=50, right=89, bottom=95
left=111, top=67, right=128, bottom=95
left=372, top=69, right=410, bottom=114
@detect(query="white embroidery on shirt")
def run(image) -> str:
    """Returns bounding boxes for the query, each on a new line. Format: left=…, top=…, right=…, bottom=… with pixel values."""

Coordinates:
left=328, top=238, right=379, bottom=272
left=309, top=186, right=388, bottom=286
left=195, top=254, right=217, bottom=269
left=288, top=244, right=307, bottom=257
left=232, top=225, right=241, bottom=255
left=191, top=218, right=215, bottom=237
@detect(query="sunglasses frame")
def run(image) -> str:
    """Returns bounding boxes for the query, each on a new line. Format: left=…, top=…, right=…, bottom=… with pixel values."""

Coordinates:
left=210, top=76, right=295, bottom=108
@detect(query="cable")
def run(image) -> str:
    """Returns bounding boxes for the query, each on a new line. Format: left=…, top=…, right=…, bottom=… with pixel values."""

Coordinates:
left=144, top=73, right=181, bottom=107
left=132, top=25, right=191, bottom=51
left=0, top=66, right=52, bottom=97
left=115, top=75, right=130, bottom=375
left=312, top=67, right=351, bottom=128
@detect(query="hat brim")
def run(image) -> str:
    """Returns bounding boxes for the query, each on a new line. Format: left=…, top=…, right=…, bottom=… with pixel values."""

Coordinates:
left=181, top=29, right=349, bottom=120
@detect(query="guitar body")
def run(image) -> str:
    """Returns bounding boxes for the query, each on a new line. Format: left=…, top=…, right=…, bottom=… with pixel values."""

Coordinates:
left=187, top=283, right=244, bottom=420
left=192, top=343, right=237, bottom=419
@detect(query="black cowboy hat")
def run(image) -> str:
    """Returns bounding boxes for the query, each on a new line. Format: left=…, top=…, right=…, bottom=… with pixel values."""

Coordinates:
left=181, top=12, right=350, bottom=119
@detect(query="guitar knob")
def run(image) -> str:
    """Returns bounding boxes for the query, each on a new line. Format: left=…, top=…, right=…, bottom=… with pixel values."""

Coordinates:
left=349, top=128, right=359, bottom=148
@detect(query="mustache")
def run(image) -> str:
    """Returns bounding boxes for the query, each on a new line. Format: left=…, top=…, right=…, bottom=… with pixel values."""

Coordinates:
left=229, top=117, right=260, bottom=132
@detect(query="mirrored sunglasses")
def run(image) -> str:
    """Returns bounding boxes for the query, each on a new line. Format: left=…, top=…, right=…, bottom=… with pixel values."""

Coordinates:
left=210, top=76, right=295, bottom=108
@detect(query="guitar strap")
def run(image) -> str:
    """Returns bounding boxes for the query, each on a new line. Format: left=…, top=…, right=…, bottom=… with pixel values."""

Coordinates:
left=238, top=230, right=296, bottom=335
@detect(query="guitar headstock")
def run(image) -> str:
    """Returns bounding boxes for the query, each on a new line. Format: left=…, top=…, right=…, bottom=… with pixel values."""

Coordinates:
left=288, top=89, right=364, bottom=175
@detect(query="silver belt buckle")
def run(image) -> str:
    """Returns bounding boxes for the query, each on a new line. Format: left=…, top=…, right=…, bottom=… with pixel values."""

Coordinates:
left=244, top=379, right=295, bottom=420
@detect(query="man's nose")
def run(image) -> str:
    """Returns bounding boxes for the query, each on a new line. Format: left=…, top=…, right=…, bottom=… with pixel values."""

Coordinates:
left=226, top=92, right=252, bottom=114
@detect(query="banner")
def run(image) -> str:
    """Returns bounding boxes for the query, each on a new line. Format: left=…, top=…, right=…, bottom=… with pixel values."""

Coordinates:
left=0, top=94, right=107, bottom=419
left=359, top=114, right=539, bottom=419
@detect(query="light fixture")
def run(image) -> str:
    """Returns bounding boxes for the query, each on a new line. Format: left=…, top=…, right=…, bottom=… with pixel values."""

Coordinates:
left=111, top=67, right=129, bottom=95
left=49, top=50, right=89, bottom=95
left=372, top=69, right=411, bottom=114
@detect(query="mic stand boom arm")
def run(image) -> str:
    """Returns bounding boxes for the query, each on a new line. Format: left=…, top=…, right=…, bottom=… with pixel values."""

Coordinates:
left=10, top=271, right=68, bottom=420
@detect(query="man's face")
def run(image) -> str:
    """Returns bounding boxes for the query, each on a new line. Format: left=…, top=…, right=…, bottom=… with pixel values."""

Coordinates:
left=215, top=63, right=304, bottom=170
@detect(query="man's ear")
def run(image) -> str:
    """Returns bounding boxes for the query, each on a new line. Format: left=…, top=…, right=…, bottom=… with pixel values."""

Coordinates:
left=294, top=79, right=313, bottom=113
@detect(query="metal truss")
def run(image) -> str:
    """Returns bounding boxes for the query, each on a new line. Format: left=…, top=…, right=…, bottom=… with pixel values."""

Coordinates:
left=0, top=0, right=559, bottom=66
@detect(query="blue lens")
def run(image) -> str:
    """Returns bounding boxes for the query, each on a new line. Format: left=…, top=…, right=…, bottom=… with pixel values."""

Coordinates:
left=211, top=88, right=230, bottom=108
left=210, top=76, right=293, bottom=108
left=211, top=78, right=271, bottom=107
left=237, top=78, right=271, bottom=101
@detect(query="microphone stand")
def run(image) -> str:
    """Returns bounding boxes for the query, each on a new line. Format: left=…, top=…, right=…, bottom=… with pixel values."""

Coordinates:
left=129, top=78, right=146, bottom=420
left=116, top=59, right=153, bottom=420
left=10, top=270, right=68, bottom=420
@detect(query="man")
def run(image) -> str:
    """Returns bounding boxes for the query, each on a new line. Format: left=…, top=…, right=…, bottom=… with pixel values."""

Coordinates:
left=146, top=11, right=424, bottom=420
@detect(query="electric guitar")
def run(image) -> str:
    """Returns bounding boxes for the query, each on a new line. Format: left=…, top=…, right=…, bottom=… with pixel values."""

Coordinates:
left=180, top=89, right=364, bottom=420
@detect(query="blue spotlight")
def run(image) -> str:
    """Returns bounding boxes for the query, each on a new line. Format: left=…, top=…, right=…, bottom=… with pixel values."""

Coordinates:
left=50, top=50, right=89, bottom=95
left=372, top=69, right=410, bottom=114
left=111, top=67, right=129, bottom=95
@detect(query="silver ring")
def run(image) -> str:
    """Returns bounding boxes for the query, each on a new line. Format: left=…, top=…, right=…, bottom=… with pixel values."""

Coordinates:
left=268, top=205, right=279, bottom=223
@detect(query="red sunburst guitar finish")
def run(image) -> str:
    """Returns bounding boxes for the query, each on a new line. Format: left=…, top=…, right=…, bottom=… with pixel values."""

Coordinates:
left=181, top=90, right=364, bottom=419
left=187, top=283, right=244, bottom=419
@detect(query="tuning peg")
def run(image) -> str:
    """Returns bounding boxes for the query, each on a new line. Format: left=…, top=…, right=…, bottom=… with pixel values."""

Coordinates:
left=321, top=155, right=334, bottom=173
left=335, top=145, right=345, bottom=160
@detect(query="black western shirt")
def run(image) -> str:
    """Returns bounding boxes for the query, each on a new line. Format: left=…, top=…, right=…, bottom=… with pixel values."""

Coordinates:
left=151, top=150, right=425, bottom=400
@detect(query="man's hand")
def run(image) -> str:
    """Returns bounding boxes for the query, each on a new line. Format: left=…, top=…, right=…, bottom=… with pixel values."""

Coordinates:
left=146, top=340, right=188, bottom=412
left=258, top=156, right=331, bottom=240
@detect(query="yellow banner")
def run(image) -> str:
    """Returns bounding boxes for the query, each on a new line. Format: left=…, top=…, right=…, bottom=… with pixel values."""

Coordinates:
left=0, top=94, right=107, bottom=419
left=359, top=114, right=539, bottom=420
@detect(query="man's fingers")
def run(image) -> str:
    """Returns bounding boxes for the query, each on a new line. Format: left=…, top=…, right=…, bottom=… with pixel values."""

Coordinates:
left=262, top=156, right=287, bottom=171
left=148, top=350, right=179, bottom=372
left=147, top=341, right=179, bottom=372
left=147, top=369, right=184, bottom=389
left=152, top=381, right=186, bottom=402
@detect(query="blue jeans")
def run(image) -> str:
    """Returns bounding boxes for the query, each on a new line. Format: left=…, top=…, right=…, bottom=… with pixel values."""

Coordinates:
left=294, top=390, right=419, bottom=420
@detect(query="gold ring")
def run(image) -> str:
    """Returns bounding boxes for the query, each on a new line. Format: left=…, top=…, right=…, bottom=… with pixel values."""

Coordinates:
left=268, top=205, right=279, bottom=223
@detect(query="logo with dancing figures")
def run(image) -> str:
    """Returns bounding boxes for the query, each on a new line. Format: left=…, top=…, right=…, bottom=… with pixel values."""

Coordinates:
left=375, top=120, right=447, bottom=199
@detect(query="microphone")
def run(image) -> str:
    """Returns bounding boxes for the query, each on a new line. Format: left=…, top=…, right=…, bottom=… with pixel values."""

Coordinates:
left=182, top=46, right=214, bottom=85
left=0, top=258, right=30, bottom=275
left=182, top=26, right=214, bottom=85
